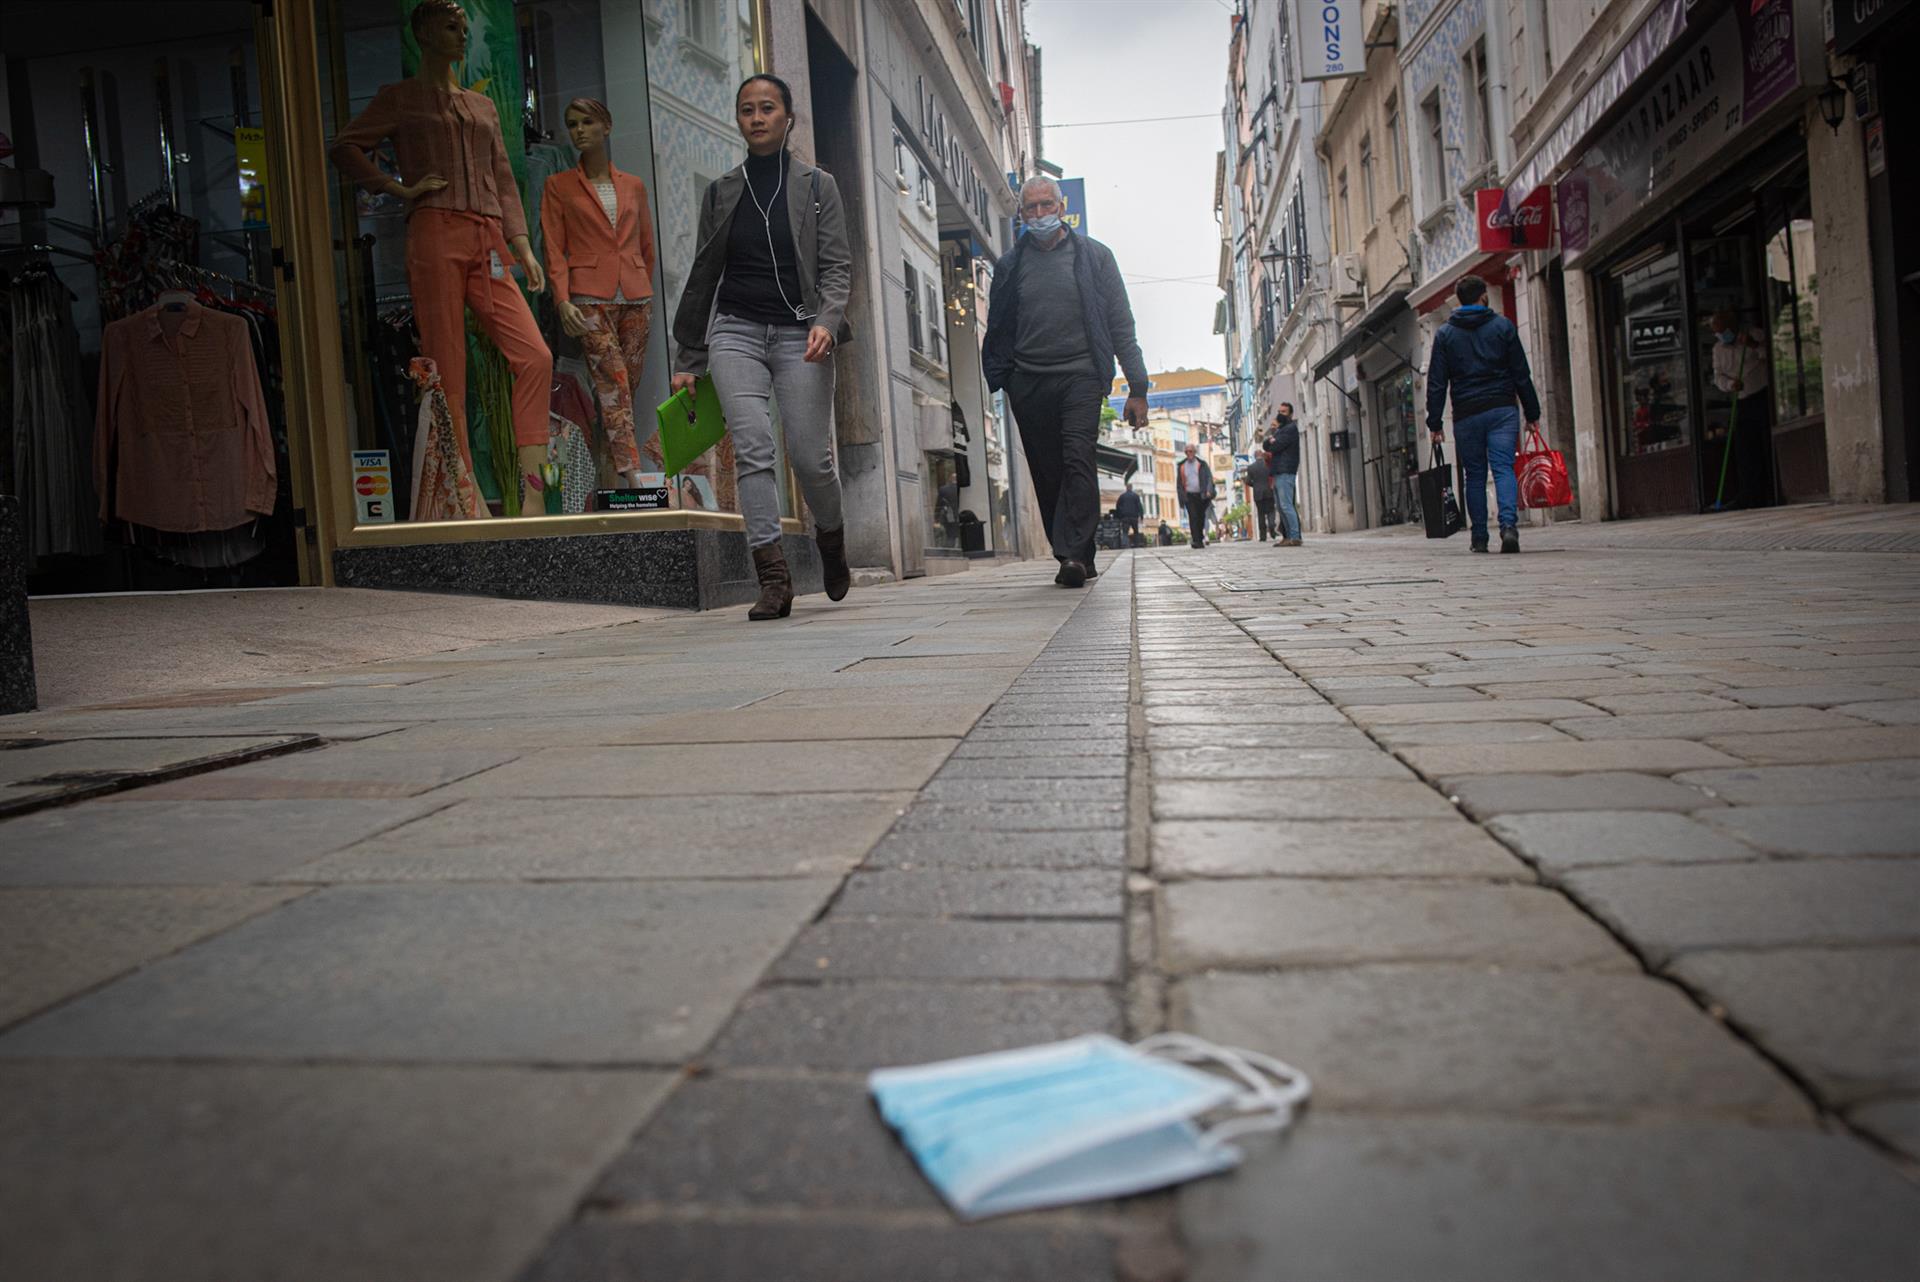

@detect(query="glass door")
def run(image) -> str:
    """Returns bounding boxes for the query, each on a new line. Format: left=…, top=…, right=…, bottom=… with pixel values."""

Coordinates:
left=1605, top=247, right=1696, bottom=518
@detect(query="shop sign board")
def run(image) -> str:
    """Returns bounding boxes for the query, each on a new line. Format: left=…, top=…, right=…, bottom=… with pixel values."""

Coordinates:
left=1298, top=0, right=1364, bottom=81
left=1475, top=185, right=1553, bottom=251
left=1559, top=0, right=1805, bottom=265
left=234, top=127, right=271, bottom=229
left=1629, top=313, right=1684, bottom=357
left=351, top=450, right=395, bottom=524
left=1865, top=117, right=1887, bottom=177
left=1834, top=0, right=1915, bottom=54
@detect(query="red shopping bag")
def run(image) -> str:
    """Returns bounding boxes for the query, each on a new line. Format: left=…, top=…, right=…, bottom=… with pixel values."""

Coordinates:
left=1515, top=423, right=1573, bottom=509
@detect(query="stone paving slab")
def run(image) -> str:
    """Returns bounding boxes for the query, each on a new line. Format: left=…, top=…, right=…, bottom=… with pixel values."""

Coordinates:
left=1669, top=947, right=1920, bottom=1106
left=1726, top=683, right=1910, bottom=707
left=1697, top=799, right=1920, bottom=856
left=1176, top=968, right=1807, bottom=1121
left=0, top=798, right=449, bottom=886
left=0, top=880, right=836, bottom=1063
left=0, top=1062, right=674, bottom=1282
left=1700, top=726, right=1920, bottom=765
left=1150, top=746, right=1414, bottom=780
left=287, top=794, right=914, bottom=881
left=1145, top=703, right=1348, bottom=725
left=1345, top=699, right=1605, bottom=725
left=892, top=800, right=1127, bottom=832
left=771, top=918, right=1123, bottom=982
left=1675, top=758, right=1920, bottom=804
left=589, top=1074, right=945, bottom=1213
left=0, top=886, right=306, bottom=1027
left=1159, top=880, right=1629, bottom=972
left=1178, top=1117, right=1920, bottom=1282
left=0, top=735, right=303, bottom=787
left=1562, top=860, right=1920, bottom=963
left=1151, top=820, right=1526, bottom=880
left=1154, top=779, right=1458, bottom=821
left=863, top=831, right=1122, bottom=871
left=1487, top=811, right=1762, bottom=872
left=1555, top=707, right=1867, bottom=741
left=1400, top=739, right=1742, bottom=777
left=934, top=754, right=1129, bottom=778
left=1445, top=772, right=1717, bottom=819
left=522, top=1219, right=1118, bottom=1282
left=129, top=745, right=522, bottom=800
left=432, top=740, right=955, bottom=799
left=1369, top=720, right=1576, bottom=746
left=1144, top=723, right=1375, bottom=750
left=831, top=868, right=1123, bottom=918
left=588, top=704, right=988, bottom=743
left=707, top=982, right=1123, bottom=1070
left=916, top=777, right=1129, bottom=803
left=1836, top=699, right=1920, bottom=724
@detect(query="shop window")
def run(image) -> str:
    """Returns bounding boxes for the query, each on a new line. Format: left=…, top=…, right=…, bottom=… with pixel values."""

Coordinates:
left=1612, top=250, right=1690, bottom=458
left=2, top=1, right=303, bottom=593
left=316, top=0, right=765, bottom=526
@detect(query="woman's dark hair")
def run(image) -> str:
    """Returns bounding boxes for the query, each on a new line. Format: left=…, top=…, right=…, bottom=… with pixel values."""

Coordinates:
left=736, top=73, right=795, bottom=117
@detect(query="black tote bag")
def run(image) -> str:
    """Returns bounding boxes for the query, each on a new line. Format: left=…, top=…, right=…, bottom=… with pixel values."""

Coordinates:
left=1419, top=441, right=1466, bottom=539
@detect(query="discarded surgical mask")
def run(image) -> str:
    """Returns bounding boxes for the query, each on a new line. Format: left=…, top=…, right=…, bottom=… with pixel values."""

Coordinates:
left=867, top=1032, right=1310, bottom=1221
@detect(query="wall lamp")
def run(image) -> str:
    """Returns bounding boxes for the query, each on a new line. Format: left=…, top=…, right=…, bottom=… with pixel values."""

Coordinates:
left=1818, top=78, right=1850, bottom=134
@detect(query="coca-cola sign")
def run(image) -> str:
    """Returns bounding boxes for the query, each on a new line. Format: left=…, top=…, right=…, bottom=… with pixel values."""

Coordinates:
left=1475, top=185, right=1553, bottom=252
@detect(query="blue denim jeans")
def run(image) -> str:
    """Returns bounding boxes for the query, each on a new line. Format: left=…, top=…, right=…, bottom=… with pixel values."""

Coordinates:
left=1452, top=406, right=1519, bottom=540
left=1273, top=471, right=1300, bottom=541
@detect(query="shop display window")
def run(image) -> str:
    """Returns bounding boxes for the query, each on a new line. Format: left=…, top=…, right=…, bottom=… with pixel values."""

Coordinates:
left=1613, top=251, right=1690, bottom=459
left=1764, top=214, right=1822, bottom=426
left=2, top=2, right=302, bottom=592
left=315, top=0, right=769, bottom=527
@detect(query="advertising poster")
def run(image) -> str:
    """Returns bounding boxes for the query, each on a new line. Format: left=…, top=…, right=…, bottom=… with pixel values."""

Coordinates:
left=234, top=126, right=271, bottom=229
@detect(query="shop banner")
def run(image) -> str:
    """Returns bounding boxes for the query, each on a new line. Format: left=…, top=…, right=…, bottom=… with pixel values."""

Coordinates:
left=1059, top=177, right=1089, bottom=236
left=1835, top=0, right=1916, bottom=54
left=1559, top=0, right=1803, bottom=265
left=1298, top=0, right=1364, bottom=81
left=1475, top=185, right=1552, bottom=252
left=1738, top=0, right=1797, bottom=119
left=234, top=126, right=271, bottom=230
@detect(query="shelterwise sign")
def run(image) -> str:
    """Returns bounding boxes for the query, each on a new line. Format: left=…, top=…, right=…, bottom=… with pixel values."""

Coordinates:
left=1299, top=0, right=1364, bottom=81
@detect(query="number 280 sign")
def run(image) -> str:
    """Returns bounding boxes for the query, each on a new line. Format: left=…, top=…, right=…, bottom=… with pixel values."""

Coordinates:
left=1299, top=0, right=1364, bottom=81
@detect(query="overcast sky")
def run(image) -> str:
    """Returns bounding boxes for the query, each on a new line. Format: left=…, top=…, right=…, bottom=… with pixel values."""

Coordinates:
left=1023, top=0, right=1234, bottom=378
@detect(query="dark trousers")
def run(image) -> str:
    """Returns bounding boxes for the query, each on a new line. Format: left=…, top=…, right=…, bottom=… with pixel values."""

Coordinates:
left=1254, top=497, right=1278, bottom=541
left=1183, top=496, right=1209, bottom=546
left=1006, top=369, right=1104, bottom=565
left=1120, top=516, right=1141, bottom=546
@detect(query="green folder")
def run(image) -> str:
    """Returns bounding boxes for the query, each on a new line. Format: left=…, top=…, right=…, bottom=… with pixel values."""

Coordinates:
left=656, top=376, right=728, bottom=478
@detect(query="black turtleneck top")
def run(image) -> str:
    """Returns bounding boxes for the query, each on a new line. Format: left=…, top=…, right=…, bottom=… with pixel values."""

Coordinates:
left=717, top=150, right=809, bottom=327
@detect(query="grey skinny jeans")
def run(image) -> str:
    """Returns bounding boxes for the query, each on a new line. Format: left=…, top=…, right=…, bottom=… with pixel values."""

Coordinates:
left=707, top=313, right=843, bottom=547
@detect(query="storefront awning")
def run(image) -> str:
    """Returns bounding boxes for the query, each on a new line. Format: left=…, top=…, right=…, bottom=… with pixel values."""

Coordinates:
left=1095, top=442, right=1139, bottom=481
left=1310, top=289, right=1410, bottom=382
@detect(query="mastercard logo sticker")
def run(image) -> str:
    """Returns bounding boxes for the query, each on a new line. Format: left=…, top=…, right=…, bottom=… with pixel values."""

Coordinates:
left=355, top=474, right=390, bottom=497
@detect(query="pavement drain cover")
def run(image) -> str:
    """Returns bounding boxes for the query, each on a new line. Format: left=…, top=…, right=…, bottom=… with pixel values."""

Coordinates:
left=1223, top=578, right=1441, bottom=592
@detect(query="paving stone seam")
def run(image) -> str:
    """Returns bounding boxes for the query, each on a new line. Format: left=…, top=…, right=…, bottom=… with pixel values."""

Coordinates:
left=0, top=733, right=327, bottom=820
left=1160, top=557, right=1870, bottom=1153
left=570, top=1200, right=1139, bottom=1231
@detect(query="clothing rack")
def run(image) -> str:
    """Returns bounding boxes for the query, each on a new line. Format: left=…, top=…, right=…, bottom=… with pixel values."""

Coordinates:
left=0, top=242, right=93, bottom=262
left=155, top=256, right=275, bottom=299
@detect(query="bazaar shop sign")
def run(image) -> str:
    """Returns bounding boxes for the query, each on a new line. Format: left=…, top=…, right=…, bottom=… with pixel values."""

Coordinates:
left=1557, top=0, right=1802, bottom=264
left=1475, top=185, right=1553, bottom=252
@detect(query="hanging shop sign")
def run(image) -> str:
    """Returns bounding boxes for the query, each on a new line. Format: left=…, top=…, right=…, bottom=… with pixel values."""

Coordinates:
left=1475, top=185, right=1553, bottom=252
left=1557, top=0, right=1808, bottom=264
left=1058, top=178, right=1089, bottom=236
left=1298, top=0, right=1364, bottom=81
left=351, top=450, right=396, bottom=523
left=1835, top=0, right=1916, bottom=54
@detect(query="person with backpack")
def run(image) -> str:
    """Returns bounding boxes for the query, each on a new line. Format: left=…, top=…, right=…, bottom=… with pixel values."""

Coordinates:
left=1424, top=276, right=1542, bottom=554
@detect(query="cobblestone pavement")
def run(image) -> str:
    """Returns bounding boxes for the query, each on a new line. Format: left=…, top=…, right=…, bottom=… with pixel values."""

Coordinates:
left=3, top=517, right=1919, bottom=1280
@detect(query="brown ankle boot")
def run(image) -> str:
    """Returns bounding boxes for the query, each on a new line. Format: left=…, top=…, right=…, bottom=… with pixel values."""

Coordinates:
left=816, top=526, right=851, bottom=602
left=748, top=543, right=794, bottom=621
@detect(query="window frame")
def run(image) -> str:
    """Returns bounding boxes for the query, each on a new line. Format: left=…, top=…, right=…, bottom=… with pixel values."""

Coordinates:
left=1420, top=89, right=1446, bottom=209
left=1359, top=132, right=1375, bottom=224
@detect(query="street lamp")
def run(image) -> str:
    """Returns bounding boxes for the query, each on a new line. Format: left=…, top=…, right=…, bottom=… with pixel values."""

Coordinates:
left=1258, top=241, right=1315, bottom=272
left=1817, top=77, right=1850, bottom=134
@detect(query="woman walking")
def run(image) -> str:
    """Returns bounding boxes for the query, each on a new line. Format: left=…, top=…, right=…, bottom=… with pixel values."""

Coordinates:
left=671, top=74, right=854, bottom=620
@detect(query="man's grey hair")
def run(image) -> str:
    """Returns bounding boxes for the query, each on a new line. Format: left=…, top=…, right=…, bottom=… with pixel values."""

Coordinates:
left=1020, top=175, right=1063, bottom=203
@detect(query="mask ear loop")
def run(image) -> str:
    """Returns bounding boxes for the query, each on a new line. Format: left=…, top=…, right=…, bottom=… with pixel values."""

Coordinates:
left=1134, top=1032, right=1311, bottom=1146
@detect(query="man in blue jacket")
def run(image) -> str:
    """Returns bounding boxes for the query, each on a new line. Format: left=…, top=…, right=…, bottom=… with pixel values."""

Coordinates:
left=984, top=176, right=1149, bottom=588
left=1425, top=275, right=1542, bottom=553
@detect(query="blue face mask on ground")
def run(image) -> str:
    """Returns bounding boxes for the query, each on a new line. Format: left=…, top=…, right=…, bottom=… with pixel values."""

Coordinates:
left=868, top=1033, right=1310, bottom=1220
left=1024, top=214, right=1064, bottom=237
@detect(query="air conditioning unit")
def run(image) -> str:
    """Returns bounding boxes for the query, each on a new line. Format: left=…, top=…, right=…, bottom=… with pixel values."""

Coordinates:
left=1334, top=252, right=1366, bottom=304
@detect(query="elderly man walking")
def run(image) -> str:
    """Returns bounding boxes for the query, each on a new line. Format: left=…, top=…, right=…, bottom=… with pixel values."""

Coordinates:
left=984, top=175, right=1149, bottom=588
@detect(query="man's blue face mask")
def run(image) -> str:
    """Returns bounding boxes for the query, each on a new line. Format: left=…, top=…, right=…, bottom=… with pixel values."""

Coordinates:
left=1024, top=213, right=1064, bottom=237
left=869, top=1033, right=1310, bottom=1220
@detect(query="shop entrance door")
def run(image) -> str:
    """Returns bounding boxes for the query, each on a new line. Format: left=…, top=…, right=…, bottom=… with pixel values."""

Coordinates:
left=1605, top=250, right=1696, bottom=518
left=1687, top=232, right=1776, bottom=509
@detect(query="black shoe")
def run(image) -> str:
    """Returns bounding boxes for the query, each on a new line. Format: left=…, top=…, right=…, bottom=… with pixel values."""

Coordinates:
left=1500, top=525, right=1520, bottom=554
left=1084, top=564, right=1099, bottom=581
left=1053, top=562, right=1071, bottom=586
left=1470, top=536, right=1489, bottom=553
left=1058, top=560, right=1088, bottom=588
